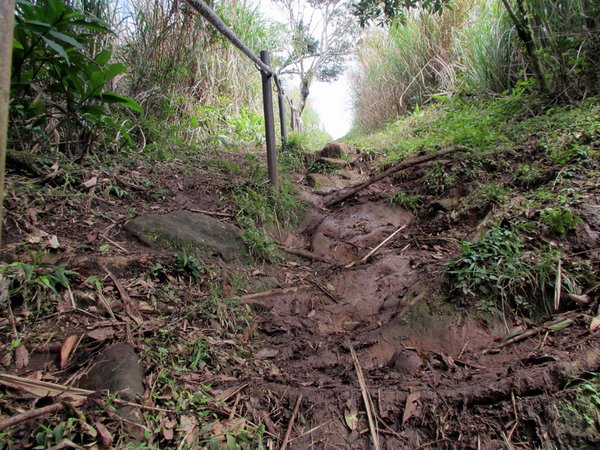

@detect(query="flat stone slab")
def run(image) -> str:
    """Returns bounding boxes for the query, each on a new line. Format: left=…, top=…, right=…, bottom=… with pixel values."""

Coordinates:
left=125, top=210, right=247, bottom=262
left=80, top=343, right=144, bottom=401
left=307, top=171, right=364, bottom=195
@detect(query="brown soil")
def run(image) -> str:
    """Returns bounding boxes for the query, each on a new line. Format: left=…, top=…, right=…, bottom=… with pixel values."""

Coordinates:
left=1, top=149, right=598, bottom=449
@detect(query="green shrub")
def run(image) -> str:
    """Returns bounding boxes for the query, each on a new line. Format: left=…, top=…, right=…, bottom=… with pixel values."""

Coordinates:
left=447, top=226, right=574, bottom=319
left=387, top=190, right=422, bottom=211
left=541, top=206, right=582, bottom=235
left=0, top=261, right=79, bottom=313
left=11, top=0, right=142, bottom=155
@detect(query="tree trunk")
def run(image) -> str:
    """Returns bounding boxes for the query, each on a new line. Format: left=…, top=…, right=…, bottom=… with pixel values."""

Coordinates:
left=298, top=69, right=316, bottom=116
left=500, top=0, right=550, bottom=96
left=0, top=0, right=16, bottom=248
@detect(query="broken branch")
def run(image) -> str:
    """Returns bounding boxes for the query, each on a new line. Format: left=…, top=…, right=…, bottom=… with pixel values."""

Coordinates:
left=0, top=398, right=86, bottom=431
left=325, top=146, right=468, bottom=208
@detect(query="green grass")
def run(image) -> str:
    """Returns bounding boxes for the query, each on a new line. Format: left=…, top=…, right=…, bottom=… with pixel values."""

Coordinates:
left=225, top=155, right=306, bottom=262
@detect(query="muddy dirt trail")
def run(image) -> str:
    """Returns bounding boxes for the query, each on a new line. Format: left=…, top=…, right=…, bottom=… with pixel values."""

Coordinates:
left=234, top=155, right=599, bottom=449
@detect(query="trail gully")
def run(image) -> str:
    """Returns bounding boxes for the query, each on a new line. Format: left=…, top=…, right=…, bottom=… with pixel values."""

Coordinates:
left=234, top=144, right=599, bottom=449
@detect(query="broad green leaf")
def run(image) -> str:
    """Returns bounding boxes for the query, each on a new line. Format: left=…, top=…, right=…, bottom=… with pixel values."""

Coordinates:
left=67, top=19, right=111, bottom=33
left=23, top=19, right=52, bottom=31
left=13, top=40, right=24, bottom=50
left=94, top=49, right=112, bottom=66
left=101, top=63, right=127, bottom=82
left=41, top=36, right=70, bottom=64
left=98, top=93, right=144, bottom=113
left=48, top=30, right=86, bottom=52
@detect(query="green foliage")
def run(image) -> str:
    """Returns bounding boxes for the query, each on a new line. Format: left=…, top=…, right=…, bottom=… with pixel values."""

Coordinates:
left=387, top=190, right=422, bottom=211
left=424, top=161, right=457, bottom=195
left=447, top=226, right=574, bottom=319
left=11, top=0, right=142, bottom=155
left=229, top=108, right=265, bottom=144
left=350, top=0, right=599, bottom=131
left=238, top=217, right=282, bottom=263
left=230, top=157, right=305, bottom=229
left=468, top=183, right=508, bottom=208
left=352, top=0, right=450, bottom=27
left=561, top=373, right=600, bottom=433
left=0, top=261, right=79, bottom=312
left=280, top=133, right=308, bottom=172
left=307, top=160, right=340, bottom=174
left=541, top=206, right=582, bottom=235
left=228, top=156, right=305, bottom=262
left=149, top=250, right=203, bottom=284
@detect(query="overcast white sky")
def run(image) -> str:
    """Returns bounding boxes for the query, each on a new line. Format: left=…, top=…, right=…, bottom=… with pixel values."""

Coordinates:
left=257, top=0, right=354, bottom=139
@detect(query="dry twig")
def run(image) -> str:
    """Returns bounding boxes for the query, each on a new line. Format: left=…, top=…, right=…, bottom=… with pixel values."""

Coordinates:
left=345, top=226, right=407, bottom=268
left=0, top=398, right=86, bottom=431
left=350, top=345, right=380, bottom=450
left=280, top=394, right=303, bottom=450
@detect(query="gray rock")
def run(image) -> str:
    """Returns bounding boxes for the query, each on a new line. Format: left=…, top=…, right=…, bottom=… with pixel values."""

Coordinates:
left=125, top=210, right=248, bottom=262
left=80, top=344, right=146, bottom=439
left=80, top=343, right=145, bottom=402
left=318, top=142, right=351, bottom=158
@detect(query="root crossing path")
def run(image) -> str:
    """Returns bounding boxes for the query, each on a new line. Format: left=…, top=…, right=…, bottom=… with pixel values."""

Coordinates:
left=237, top=155, right=599, bottom=449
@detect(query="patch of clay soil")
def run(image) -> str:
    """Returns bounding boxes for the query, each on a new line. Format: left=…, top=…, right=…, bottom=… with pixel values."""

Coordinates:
left=239, top=163, right=600, bottom=449
left=1, top=150, right=598, bottom=449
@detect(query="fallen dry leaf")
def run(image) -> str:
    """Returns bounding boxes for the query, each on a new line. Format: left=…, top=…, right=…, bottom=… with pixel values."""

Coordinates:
left=87, top=328, right=114, bottom=341
left=161, top=417, right=176, bottom=440
left=82, top=176, right=98, bottom=188
left=402, top=391, right=422, bottom=425
left=590, top=316, right=600, bottom=332
left=60, top=335, right=79, bottom=369
left=344, top=406, right=358, bottom=431
left=94, top=421, right=113, bottom=448
left=180, top=415, right=198, bottom=444
left=14, top=345, right=29, bottom=370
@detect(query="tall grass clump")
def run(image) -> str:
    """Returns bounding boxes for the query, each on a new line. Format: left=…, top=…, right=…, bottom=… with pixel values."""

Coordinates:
left=119, top=0, right=282, bottom=150
left=352, top=0, right=471, bottom=131
left=525, top=0, right=599, bottom=99
left=458, top=0, right=517, bottom=93
left=351, top=0, right=599, bottom=132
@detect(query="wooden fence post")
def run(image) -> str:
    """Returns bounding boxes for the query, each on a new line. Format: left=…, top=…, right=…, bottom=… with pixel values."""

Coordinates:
left=277, top=88, right=287, bottom=147
left=0, top=0, right=16, bottom=248
left=260, top=50, right=278, bottom=187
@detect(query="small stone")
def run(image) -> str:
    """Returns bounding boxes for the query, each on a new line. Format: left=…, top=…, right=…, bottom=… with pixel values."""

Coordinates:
left=318, top=142, right=351, bottom=158
left=389, top=349, right=423, bottom=375
left=80, top=343, right=146, bottom=439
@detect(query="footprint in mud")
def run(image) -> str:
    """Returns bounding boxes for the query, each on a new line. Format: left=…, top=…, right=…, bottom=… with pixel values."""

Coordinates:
left=311, top=201, right=413, bottom=264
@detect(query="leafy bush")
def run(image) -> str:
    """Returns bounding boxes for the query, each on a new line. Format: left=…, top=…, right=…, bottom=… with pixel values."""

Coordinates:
left=541, top=206, right=582, bottom=235
left=10, top=0, right=142, bottom=156
left=0, top=261, right=79, bottom=313
left=447, top=226, right=574, bottom=318
left=387, top=190, right=422, bottom=211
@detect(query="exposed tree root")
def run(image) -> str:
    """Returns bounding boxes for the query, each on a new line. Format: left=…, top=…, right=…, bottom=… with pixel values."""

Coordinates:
left=324, top=146, right=468, bottom=208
